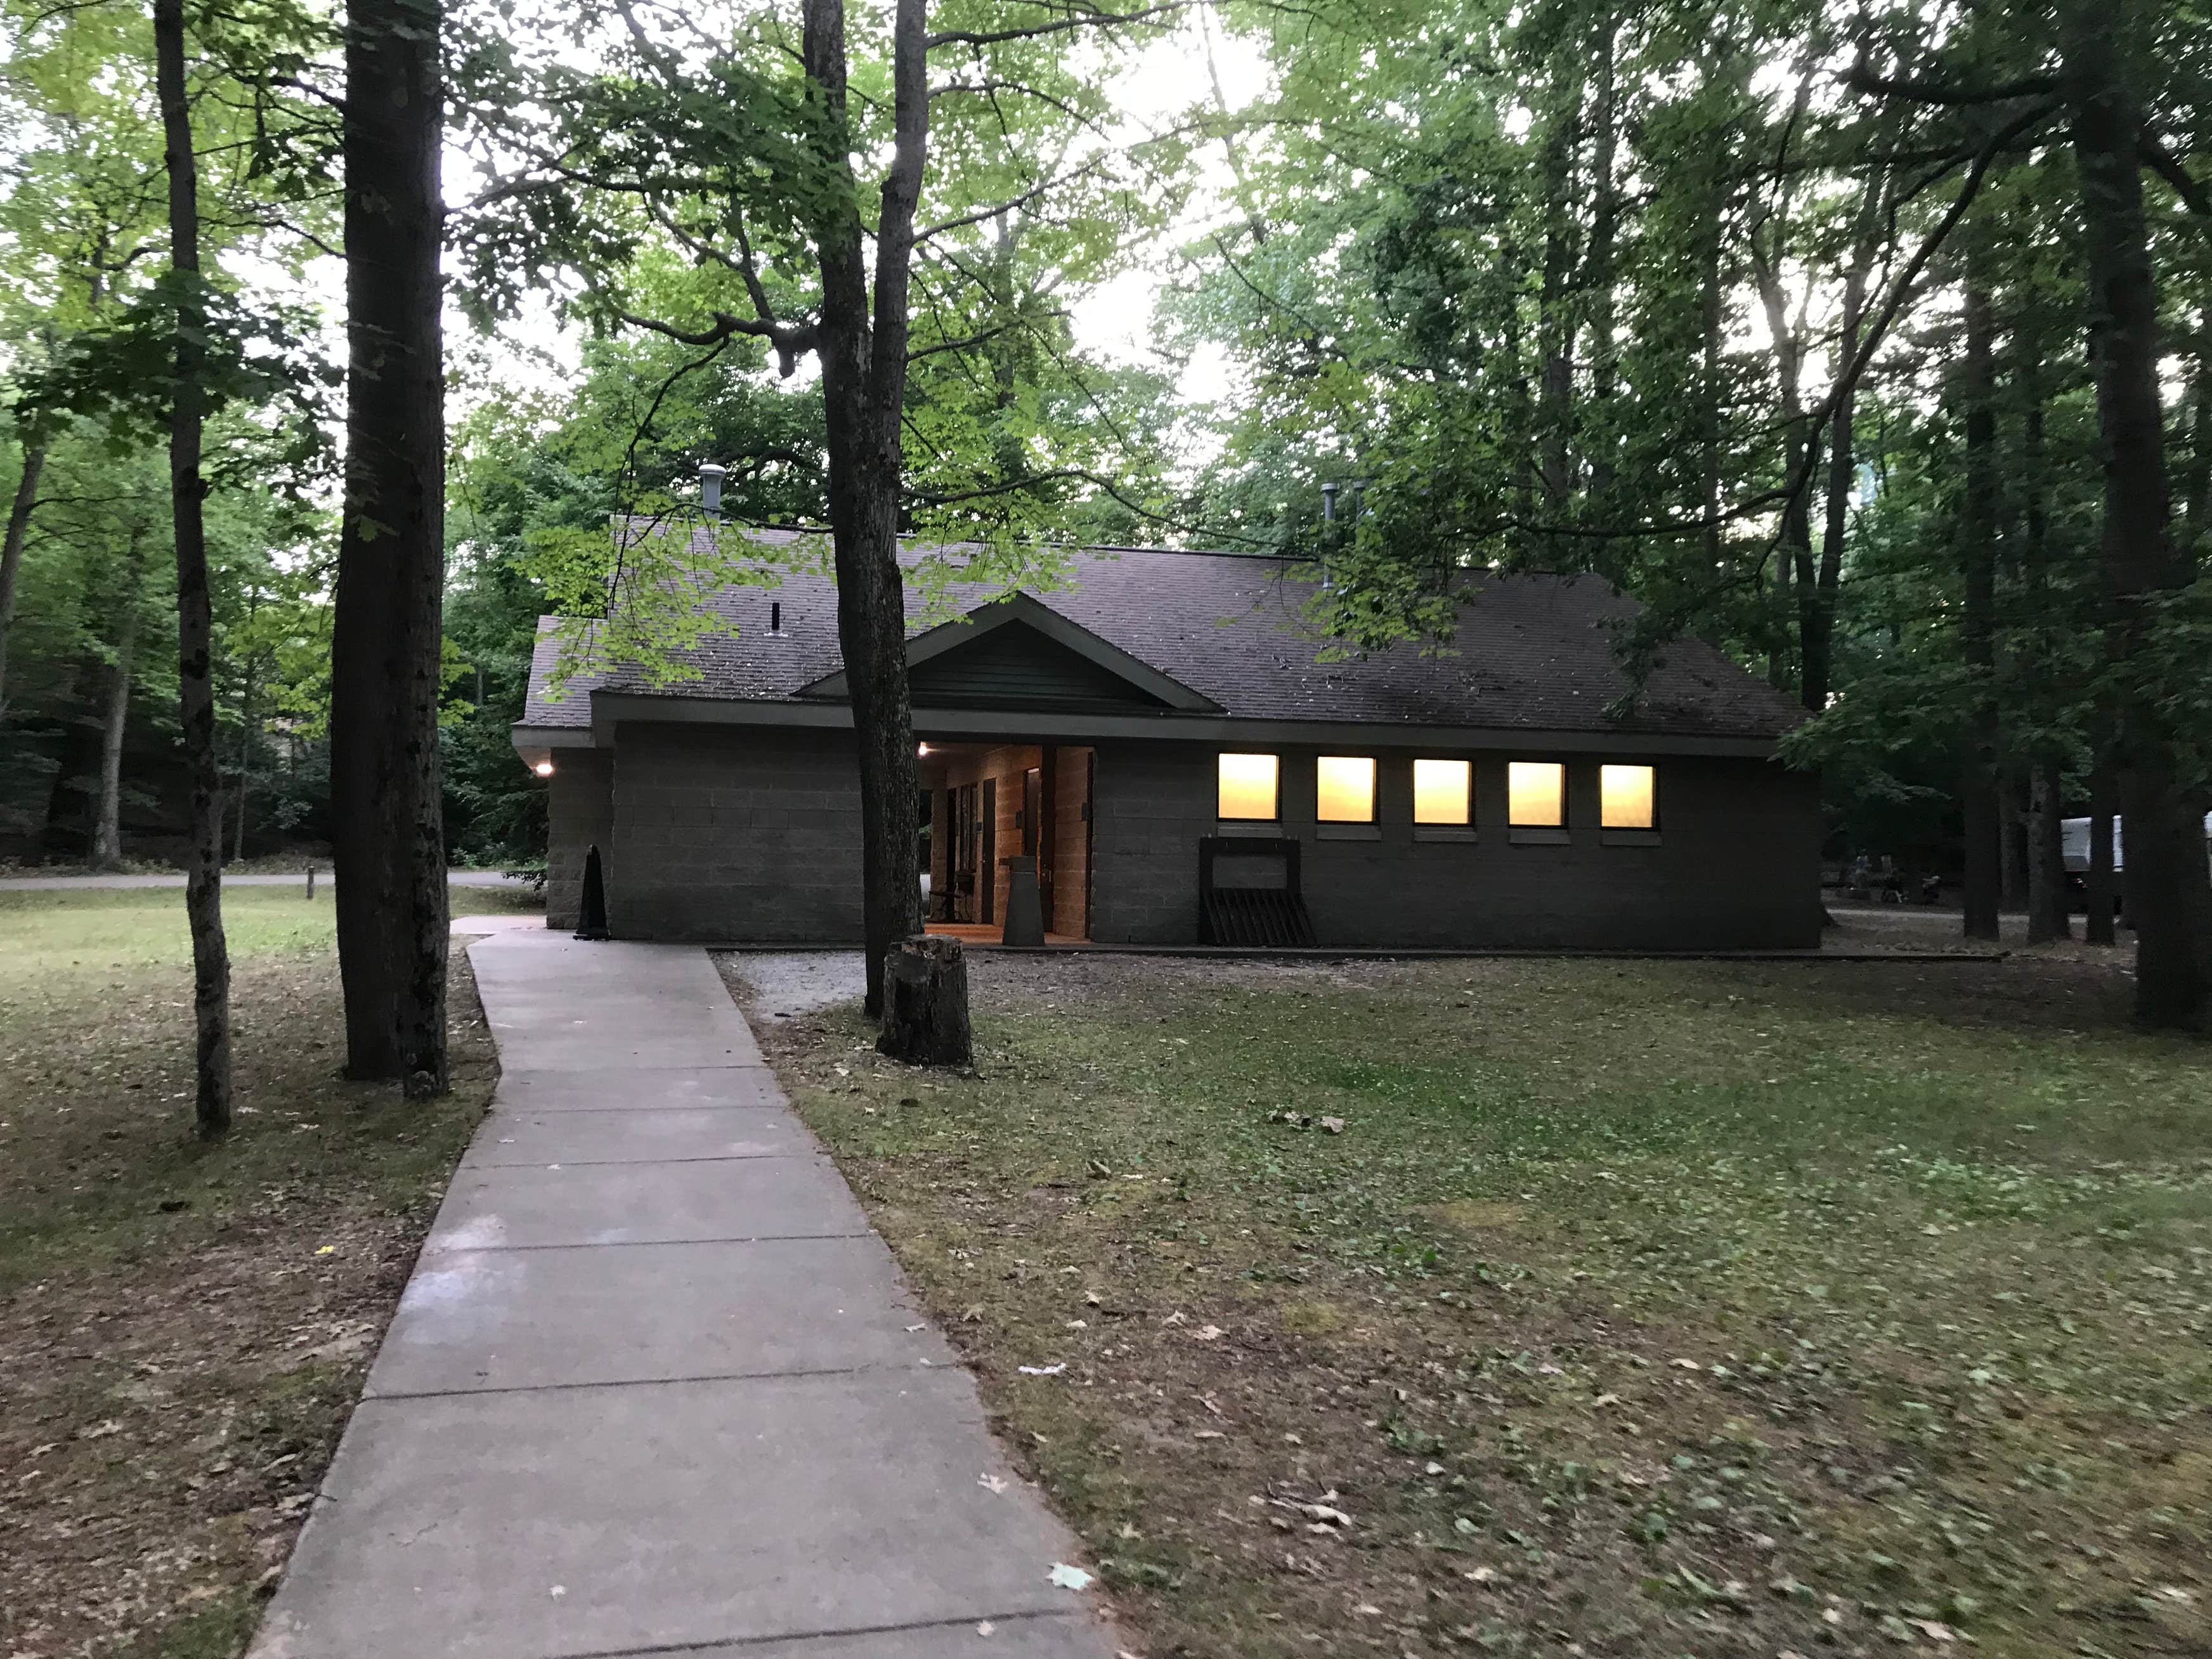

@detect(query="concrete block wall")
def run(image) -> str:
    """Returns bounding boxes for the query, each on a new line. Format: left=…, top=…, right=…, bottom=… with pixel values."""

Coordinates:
left=1088, top=741, right=1218, bottom=944
left=606, top=724, right=866, bottom=942
left=556, top=722, right=1821, bottom=949
left=544, top=750, right=615, bottom=930
left=1088, top=741, right=1822, bottom=949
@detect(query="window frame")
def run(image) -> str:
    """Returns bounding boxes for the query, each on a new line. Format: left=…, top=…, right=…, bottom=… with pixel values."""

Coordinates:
left=1215, top=751, right=1282, bottom=824
left=1506, top=760, right=1568, bottom=830
left=1411, top=757, right=1474, bottom=837
left=1315, top=754, right=1379, bottom=826
left=1599, top=761, right=1662, bottom=843
left=1599, top=763, right=1659, bottom=832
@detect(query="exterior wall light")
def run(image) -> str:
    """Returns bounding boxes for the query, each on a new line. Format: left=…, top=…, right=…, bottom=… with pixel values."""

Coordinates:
left=533, top=760, right=555, bottom=777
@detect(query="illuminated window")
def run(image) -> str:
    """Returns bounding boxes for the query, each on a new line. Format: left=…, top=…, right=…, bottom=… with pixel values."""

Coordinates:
left=1217, top=753, right=1279, bottom=821
left=1601, top=764, right=1656, bottom=829
left=1316, top=756, right=1376, bottom=823
left=1507, top=760, right=1565, bottom=827
left=1412, top=758, right=1471, bottom=826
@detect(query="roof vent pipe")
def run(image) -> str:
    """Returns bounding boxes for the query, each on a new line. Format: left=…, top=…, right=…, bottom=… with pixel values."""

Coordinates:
left=1320, top=479, right=1339, bottom=523
left=699, top=462, right=726, bottom=517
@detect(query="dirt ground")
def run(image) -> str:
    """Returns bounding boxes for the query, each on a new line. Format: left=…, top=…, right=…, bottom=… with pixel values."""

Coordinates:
left=1, top=894, right=498, bottom=1658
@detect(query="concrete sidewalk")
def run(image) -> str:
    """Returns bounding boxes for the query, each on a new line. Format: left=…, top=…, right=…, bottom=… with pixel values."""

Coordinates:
left=249, top=932, right=1117, bottom=1659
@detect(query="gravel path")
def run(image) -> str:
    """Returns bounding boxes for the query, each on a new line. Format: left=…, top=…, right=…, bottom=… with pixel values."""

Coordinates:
left=717, top=950, right=869, bottom=1017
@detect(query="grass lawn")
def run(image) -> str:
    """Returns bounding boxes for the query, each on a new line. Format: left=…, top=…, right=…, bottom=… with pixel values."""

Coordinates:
left=744, top=951, right=2211, bottom=1659
left=0, top=883, right=530, bottom=1658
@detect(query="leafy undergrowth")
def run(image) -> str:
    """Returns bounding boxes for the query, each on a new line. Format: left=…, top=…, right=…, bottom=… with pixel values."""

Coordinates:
left=741, top=952, right=2211, bottom=1659
left=0, top=888, right=503, bottom=1658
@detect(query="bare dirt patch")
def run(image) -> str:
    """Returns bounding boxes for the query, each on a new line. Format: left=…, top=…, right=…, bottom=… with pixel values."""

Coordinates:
left=1, top=896, right=493, bottom=1659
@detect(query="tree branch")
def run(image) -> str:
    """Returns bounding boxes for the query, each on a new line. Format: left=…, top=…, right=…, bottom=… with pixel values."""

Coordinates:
left=1845, top=62, right=2059, bottom=105
left=925, top=1, right=1185, bottom=50
left=618, top=309, right=817, bottom=372
left=2140, top=136, right=2212, bottom=219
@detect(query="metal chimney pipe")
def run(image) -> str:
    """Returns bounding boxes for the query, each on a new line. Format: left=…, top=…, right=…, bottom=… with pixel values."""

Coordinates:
left=1320, top=480, right=1339, bottom=522
left=699, top=462, right=726, bottom=517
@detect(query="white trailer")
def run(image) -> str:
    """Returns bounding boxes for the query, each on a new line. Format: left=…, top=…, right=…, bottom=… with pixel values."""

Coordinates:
left=2062, top=812, right=2212, bottom=875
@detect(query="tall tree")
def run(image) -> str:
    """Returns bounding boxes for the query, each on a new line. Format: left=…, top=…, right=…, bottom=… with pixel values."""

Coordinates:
left=2060, top=0, right=2205, bottom=1024
left=1958, top=244, right=2001, bottom=941
left=331, top=0, right=449, bottom=1091
left=89, top=526, right=147, bottom=869
left=152, top=0, right=232, bottom=1134
left=0, top=434, right=48, bottom=721
left=471, top=0, right=1183, bottom=1015
left=797, top=0, right=927, bottom=1015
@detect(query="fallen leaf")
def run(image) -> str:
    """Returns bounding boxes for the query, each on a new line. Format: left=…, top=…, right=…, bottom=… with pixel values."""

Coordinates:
left=979, top=1473, right=1009, bottom=1493
left=1193, top=1324, right=1224, bottom=1342
left=1320, top=1116, right=1345, bottom=1134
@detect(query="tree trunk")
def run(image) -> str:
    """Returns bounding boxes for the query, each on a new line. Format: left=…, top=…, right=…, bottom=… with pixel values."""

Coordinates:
left=1535, top=63, right=1580, bottom=540
left=154, top=0, right=232, bottom=1136
left=2180, top=308, right=2210, bottom=534
left=1583, top=10, right=1620, bottom=518
left=0, top=439, right=49, bottom=724
left=2027, top=758, right=2069, bottom=942
left=802, top=0, right=927, bottom=1019
left=2000, top=768, right=2029, bottom=910
left=1807, top=179, right=1882, bottom=713
left=232, top=656, right=254, bottom=863
left=2086, top=760, right=2119, bottom=944
left=332, top=0, right=450, bottom=1091
left=1753, top=237, right=1814, bottom=697
left=1958, top=250, right=2001, bottom=943
left=2062, top=0, right=2206, bottom=1025
left=1502, top=242, right=1534, bottom=549
left=91, top=537, right=143, bottom=871
left=1698, top=197, right=1726, bottom=579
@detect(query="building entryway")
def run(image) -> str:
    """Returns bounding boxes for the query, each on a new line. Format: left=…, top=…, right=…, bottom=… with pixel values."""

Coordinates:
left=919, top=741, right=1094, bottom=944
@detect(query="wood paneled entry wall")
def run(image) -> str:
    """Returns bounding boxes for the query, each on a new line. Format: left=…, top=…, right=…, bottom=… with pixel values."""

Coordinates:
left=922, top=743, right=1094, bottom=940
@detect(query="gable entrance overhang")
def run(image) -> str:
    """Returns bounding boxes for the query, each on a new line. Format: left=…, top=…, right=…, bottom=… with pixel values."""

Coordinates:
left=793, top=592, right=1223, bottom=715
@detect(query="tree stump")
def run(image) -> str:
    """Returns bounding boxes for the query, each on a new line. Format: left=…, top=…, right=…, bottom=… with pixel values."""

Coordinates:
left=877, top=934, right=972, bottom=1066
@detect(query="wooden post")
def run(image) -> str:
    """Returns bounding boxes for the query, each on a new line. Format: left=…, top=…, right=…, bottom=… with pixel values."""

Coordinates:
left=877, top=934, right=972, bottom=1066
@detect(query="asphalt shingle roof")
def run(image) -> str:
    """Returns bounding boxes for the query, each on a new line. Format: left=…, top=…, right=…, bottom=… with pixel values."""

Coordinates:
left=521, top=533, right=1804, bottom=742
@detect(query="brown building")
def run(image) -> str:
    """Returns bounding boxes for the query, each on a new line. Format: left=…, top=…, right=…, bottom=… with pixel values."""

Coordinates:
left=516, top=540, right=1821, bottom=951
